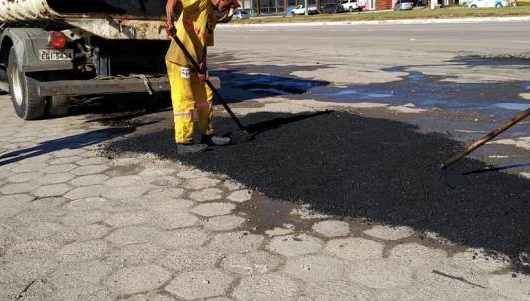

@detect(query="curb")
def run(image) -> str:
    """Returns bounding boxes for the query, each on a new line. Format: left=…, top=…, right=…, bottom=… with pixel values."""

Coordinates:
left=220, top=15, right=530, bottom=27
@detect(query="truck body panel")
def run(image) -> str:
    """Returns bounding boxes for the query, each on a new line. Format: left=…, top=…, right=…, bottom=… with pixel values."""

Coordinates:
left=1, top=28, right=74, bottom=72
left=0, top=0, right=167, bottom=40
left=65, top=18, right=167, bottom=40
left=0, top=0, right=165, bottom=22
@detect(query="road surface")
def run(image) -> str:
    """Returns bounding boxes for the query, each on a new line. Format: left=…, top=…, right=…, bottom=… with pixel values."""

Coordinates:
left=0, top=20, right=529, bottom=300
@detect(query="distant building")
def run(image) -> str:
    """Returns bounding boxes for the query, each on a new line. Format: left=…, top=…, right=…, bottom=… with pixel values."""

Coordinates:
left=239, top=0, right=456, bottom=15
left=239, top=0, right=428, bottom=15
left=240, top=0, right=322, bottom=15
left=376, top=0, right=393, bottom=9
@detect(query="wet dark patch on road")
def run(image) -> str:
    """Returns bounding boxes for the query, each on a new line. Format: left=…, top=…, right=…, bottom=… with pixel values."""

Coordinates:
left=306, top=68, right=530, bottom=118
left=103, top=111, right=530, bottom=272
left=214, top=70, right=328, bottom=98
left=209, top=56, right=530, bottom=122
left=237, top=193, right=311, bottom=233
left=105, top=163, right=145, bottom=177
left=237, top=188, right=465, bottom=258
left=448, top=55, right=530, bottom=70
left=207, top=52, right=332, bottom=102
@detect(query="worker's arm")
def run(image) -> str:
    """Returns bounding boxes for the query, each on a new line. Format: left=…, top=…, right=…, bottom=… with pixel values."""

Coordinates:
left=216, top=9, right=236, bottom=23
left=165, top=0, right=181, bottom=36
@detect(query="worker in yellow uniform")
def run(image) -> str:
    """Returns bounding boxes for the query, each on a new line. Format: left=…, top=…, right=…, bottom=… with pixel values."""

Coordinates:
left=165, top=0, right=239, bottom=154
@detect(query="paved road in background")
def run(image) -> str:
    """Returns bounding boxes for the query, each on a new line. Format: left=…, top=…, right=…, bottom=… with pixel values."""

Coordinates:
left=219, top=21, right=530, bottom=56
left=0, top=21, right=529, bottom=300
left=214, top=21, right=530, bottom=171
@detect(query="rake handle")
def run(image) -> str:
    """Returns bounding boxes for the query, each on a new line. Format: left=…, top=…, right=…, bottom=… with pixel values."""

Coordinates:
left=170, top=34, right=246, bottom=132
left=441, top=108, right=530, bottom=170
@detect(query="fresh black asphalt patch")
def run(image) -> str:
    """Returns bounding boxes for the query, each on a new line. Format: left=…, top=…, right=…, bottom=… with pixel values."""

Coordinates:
left=103, top=110, right=530, bottom=272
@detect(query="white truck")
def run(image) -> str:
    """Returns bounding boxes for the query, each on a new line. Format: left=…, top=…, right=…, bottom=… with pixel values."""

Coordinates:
left=0, top=1, right=175, bottom=120
left=340, top=0, right=367, bottom=11
left=287, top=4, right=320, bottom=15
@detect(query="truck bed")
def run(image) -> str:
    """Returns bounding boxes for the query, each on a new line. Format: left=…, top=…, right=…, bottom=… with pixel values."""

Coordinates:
left=0, top=0, right=165, bottom=23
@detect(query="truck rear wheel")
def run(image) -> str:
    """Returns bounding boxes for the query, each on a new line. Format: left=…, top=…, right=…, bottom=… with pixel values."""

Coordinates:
left=7, top=48, right=46, bottom=120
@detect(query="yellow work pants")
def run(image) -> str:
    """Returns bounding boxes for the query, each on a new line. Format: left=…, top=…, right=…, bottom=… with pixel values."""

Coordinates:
left=166, top=61, right=214, bottom=144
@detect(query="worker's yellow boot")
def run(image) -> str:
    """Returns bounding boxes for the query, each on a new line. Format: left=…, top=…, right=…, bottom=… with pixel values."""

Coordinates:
left=201, top=134, right=231, bottom=146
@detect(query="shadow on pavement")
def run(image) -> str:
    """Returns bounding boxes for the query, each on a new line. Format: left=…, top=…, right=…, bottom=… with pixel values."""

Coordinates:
left=447, top=55, right=530, bottom=70
left=64, top=52, right=332, bottom=121
left=0, top=128, right=132, bottom=166
left=211, top=69, right=329, bottom=102
left=70, top=93, right=172, bottom=119
left=104, top=111, right=530, bottom=272
left=208, top=53, right=332, bottom=103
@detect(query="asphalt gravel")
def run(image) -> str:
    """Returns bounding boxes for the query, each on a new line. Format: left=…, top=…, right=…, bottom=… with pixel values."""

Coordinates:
left=103, top=110, right=530, bottom=272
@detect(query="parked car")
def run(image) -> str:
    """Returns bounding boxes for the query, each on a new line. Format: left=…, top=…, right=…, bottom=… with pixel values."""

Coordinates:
left=394, top=0, right=415, bottom=10
left=233, top=9, right=250, bottom=19
left=467, top=0, right=508, bottom=7
left=287, top=4, right=320, bottom=15
left=340, top=0, right=367, bottom=11
left=321, top=3, right=346, bottom=13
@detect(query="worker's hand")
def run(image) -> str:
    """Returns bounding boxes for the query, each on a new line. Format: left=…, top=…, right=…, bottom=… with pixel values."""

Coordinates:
left=216, top=8, right=234, bottom=23
left=197, top=61, right=208, bottom=82
left=165, top=19, right=176, bottom=37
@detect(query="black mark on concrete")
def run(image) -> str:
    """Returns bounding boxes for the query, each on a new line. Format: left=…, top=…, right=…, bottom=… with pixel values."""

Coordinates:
left=432, top=270, right=486, bottom=289
left=0, top=128, right=131, bottom=166
left=15, top=279, right=37, bottom=301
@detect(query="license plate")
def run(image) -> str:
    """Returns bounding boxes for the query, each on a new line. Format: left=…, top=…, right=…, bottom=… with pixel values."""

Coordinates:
left=39, top=49, right=73, bottom=61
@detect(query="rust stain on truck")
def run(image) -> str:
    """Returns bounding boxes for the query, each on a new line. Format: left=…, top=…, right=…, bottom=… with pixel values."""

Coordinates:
left=0, top=0, right=168, bottom=40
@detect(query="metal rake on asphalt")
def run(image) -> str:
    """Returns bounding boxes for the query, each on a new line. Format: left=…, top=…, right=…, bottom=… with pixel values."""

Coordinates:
left=440, top=107, right=530, bottom=188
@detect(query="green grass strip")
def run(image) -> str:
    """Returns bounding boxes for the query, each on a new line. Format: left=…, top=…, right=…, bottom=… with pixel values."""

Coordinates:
left=233, top=6, right=530, bottom=24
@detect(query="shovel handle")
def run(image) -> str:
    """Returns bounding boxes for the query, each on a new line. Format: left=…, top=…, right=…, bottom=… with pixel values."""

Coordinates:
left=170, top=34, right=202, bottom=74
left=170, top=34, right=247, bottom=132
left=441, top=108, right=530, bottom=170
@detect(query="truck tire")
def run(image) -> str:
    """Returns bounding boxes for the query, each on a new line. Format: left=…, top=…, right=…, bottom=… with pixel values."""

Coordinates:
left=7, top=48, right=46, bottom=120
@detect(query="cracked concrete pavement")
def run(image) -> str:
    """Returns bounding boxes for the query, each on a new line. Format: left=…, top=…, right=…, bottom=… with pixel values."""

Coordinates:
left=0, top=98, right=528, bottom=300
left=1, top=21, right=530, bottom=300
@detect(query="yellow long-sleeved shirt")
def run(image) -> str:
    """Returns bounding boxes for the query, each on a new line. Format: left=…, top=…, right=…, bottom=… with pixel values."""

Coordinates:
left=165, top=0, right=217, bottom=67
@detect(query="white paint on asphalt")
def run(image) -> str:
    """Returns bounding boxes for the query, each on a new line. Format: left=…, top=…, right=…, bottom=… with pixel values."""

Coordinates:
left=493, top=102, right=530, bottom=111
